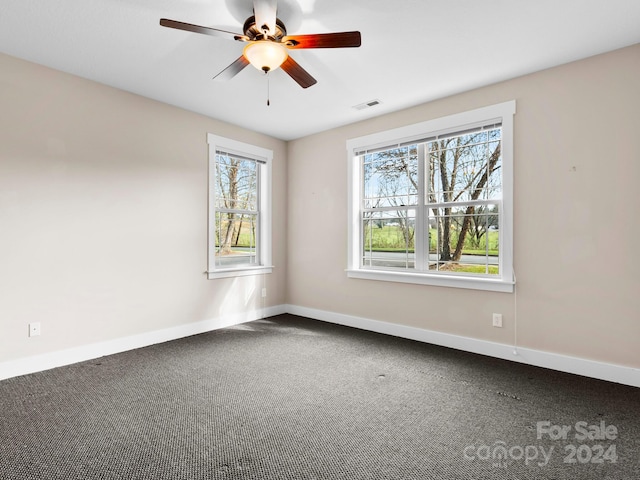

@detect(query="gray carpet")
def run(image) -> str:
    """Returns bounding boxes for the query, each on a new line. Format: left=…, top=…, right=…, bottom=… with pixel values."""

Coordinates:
left=1, top=314, right=639, bottom=479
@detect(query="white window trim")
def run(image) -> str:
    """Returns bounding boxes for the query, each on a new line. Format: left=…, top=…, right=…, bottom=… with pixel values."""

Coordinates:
left=346, top=101, right=516, bottom=293
left=206, top=134, right=273, bottom=280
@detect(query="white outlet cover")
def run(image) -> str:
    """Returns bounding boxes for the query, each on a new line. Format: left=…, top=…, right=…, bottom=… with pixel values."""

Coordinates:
left=29, top=322, right=41, bottom=337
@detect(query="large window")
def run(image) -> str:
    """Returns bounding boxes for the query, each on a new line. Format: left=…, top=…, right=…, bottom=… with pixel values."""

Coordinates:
left=207, top=134, right=273, bottom=279
left=347, top=102, right=515, bottom=292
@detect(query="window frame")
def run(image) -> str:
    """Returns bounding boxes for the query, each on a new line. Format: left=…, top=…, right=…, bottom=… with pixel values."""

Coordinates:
left=207, top=134, right=273, bottom=280
left=346, top=101, right=516, bottom=292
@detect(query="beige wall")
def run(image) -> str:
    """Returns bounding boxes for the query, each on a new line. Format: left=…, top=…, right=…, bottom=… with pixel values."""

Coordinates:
left=0, top=53, right=287, bottom=363
left=287, top=44, right=640, bottom=369
left=2, top=44, right=639, bottom=372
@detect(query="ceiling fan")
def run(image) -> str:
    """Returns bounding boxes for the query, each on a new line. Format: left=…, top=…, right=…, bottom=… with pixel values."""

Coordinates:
left=160, top=0, right=361, bottom=89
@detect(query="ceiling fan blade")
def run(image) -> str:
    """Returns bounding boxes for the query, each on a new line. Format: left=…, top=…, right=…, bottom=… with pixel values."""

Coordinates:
left=282, top=31, right=361, bottom=49
left=253, top=0, right=278, bottom=37
left=213, top=56, right=251, bottom=81
left=280, top=57, right=317, bottom=89
left=160, top=18, right=247, bottom=41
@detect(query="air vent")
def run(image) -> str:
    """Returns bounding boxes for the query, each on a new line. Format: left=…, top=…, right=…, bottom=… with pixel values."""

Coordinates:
left=352, top=99, right=382, bottom=111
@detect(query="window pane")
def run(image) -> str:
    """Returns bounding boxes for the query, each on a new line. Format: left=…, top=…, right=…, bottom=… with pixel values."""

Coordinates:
left=363, top=146, right=418, bottom=208
left=362, top=209, right=415, bottom=269
left=487, top=140, right=502, bottom=201
left=215, top=154, right=258, bottom=211
left=428, top=129, right=502, bottom=204
left=427, top=205, right=499, bottom=275
left=215, top=212, right=258, bottom=267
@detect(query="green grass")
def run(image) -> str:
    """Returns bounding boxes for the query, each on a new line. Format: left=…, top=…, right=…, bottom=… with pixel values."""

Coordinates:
left=441, top=264, right=499, bottom=275
left=365, top=226, right=413, bottom=250
left=365, top=226, right=499, bottom=256
left=462, top=248, right=500, bottom=256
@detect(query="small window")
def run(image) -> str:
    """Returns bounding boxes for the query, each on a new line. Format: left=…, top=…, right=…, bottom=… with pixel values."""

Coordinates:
left=207, top=134, right=273, bottom=279
left=347, top=102, right=515, bottom=292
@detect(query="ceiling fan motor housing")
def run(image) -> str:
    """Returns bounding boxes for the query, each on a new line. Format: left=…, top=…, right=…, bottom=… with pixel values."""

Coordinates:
left=243, top=15, right=287, bottom=41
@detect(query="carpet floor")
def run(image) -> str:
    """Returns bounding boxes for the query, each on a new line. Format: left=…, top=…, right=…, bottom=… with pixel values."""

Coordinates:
left=1, top=314, right=639, bottom=479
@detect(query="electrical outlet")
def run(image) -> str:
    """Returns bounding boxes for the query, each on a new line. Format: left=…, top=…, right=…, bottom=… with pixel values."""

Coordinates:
left=29, top=322, right=41, bottom=337
left=492, top=313, right=503, bottom=328
left=261, top=288, right=267, bottom=298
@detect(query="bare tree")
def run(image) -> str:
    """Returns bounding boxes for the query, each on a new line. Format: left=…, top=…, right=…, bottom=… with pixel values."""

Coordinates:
left=217, top=157, right=238, bottom=255
left=450, top=143, right=501, bottom=261
left=469, top=204, right=499, bottom=248
left=429, top=134, right=501, bottom=262
left=216, top=156, right=257, bottom=255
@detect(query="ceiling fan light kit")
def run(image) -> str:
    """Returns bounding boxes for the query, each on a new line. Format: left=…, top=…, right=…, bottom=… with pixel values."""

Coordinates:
left=160, top=0, right=361, bottom=89
left=244, top=41, right=288, bottom=73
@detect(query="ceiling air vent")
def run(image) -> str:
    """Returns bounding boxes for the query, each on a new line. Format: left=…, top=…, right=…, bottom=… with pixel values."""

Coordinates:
left=352, top=99, right=382, bottom=111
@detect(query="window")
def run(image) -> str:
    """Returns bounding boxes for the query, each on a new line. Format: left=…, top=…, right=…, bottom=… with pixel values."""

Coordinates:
left=347, top=102, right=515, bottom=292
left=207, top=134, right=273, bottom=279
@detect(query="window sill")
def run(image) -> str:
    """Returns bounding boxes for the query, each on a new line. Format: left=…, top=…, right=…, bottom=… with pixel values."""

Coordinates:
left=346, top=269, right=514, bottom=293
left=207, top=266, right=273, bottom=280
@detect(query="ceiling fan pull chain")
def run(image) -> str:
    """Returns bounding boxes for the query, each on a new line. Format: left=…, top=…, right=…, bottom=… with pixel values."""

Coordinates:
left=266, top=72, right=270, bottom=106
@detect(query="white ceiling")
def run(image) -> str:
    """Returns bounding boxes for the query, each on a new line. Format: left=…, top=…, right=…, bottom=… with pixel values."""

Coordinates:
left=2, top=0, right=640, bottom=141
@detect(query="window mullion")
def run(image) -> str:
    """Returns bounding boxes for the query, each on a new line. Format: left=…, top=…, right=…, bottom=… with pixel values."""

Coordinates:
left=424, top=199, right=497, bottom=210
left=217, top=208, right=258, bottom=215
left=415, top=143, right=426, bottom=271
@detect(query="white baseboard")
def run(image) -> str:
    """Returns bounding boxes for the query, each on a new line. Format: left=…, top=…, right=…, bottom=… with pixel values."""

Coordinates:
left=3, top=303, right=638, bottom=389
left=0, top=305, right=287, bottom=381
left=286, top=304, right=640, bottom=389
